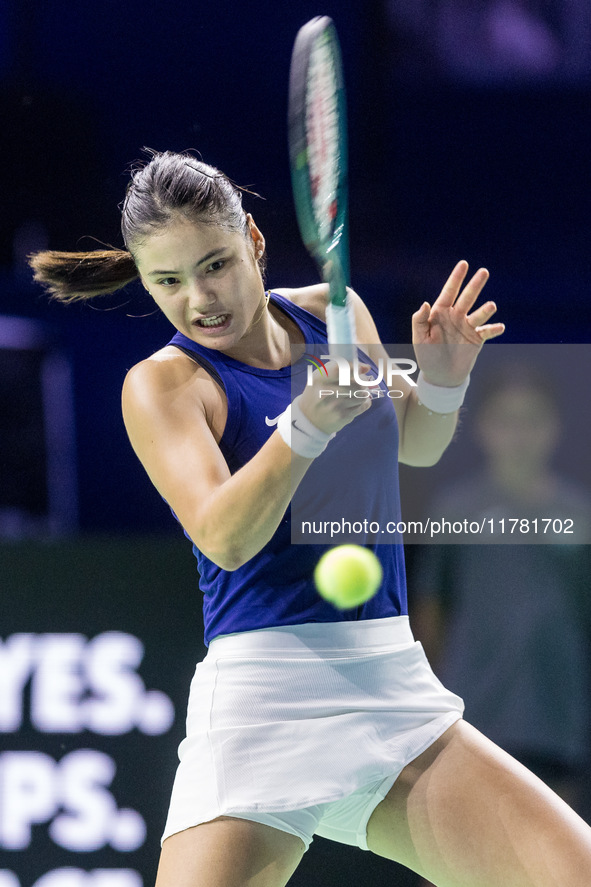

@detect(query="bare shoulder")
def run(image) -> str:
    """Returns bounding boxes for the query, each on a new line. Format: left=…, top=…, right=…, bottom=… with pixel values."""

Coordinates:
left=119, top=347, right=232, bottom=539
left=272, top=283, right=329, bottom=320
left=123, top=346, right=199, bottom=411
left=272, top=284, right=380, bottom=343
left=121, top=344, right=226, bottom=435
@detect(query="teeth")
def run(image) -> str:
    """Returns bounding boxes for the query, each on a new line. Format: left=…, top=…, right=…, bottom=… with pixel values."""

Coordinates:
left=199, top=314, right=227, bottom=328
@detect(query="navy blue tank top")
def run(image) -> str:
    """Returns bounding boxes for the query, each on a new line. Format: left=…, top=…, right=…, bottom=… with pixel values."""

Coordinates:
left=168, top=292, right=407, bottom=644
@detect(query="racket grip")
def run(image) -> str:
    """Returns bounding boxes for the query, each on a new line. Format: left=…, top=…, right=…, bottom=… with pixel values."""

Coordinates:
left=325, top=302, right=357, bottom=362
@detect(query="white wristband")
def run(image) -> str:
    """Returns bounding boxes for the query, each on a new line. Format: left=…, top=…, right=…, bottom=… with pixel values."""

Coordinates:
left=276, top=396, right=335, bottom=458
left=416, top=371, right=470, bottom=414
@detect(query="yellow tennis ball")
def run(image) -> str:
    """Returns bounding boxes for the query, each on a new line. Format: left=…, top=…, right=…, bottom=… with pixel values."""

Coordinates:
left=314, top=545, right=383, bottom=609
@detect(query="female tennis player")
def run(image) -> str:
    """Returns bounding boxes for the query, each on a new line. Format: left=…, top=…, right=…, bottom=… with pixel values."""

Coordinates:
left=30, top=151, right=591, bottom=887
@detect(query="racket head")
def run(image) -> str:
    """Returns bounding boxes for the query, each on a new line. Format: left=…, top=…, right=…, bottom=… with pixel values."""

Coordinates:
left=288, top=16, right=350, bottom=310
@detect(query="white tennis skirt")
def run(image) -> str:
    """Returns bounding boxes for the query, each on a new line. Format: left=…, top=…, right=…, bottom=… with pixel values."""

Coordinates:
left=162, top=616, right=464, bottom=842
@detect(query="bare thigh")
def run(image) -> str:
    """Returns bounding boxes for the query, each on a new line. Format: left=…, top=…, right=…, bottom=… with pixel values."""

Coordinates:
left=367, top=720, right=591, bottom=887
left=155, top=816, right=306, bottom=887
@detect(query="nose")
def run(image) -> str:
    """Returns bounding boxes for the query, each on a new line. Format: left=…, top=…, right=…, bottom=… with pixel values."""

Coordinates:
left=187, top=278, right=218, bottom=314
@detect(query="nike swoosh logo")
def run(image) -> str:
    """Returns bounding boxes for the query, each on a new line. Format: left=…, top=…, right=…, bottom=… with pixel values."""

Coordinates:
left=265, top=414, right=282, bottom=426
left=292, top=419, right=312, bottom=437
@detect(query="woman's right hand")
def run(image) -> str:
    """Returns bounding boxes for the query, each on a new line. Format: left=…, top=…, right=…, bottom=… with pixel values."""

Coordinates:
left=297, top=360, right=374, bottom=435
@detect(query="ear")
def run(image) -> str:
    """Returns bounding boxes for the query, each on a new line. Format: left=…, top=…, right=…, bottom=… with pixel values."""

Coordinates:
left=246, top=213, right=266, bottom=259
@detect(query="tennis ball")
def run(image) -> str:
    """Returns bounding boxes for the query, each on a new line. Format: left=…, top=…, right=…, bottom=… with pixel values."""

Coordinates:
left=314, top=545, right=383, bottom=609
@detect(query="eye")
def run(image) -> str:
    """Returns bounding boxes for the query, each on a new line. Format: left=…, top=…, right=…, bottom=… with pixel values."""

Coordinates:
left=157, top=277, right=179, bottom=287
left=206, top=259, right=226, bottom=273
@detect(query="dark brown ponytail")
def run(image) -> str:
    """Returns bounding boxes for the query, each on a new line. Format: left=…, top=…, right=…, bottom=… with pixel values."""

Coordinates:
left=29, top=248, right=138, bottom=303
left=29, top=150, right=254, bottom=303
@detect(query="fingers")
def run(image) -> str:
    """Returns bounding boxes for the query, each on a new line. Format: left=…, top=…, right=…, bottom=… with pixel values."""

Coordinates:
left=411, top=302, right=432, bottom=345
left=412, top=301, right=431, bottom=325
left=433, top=260, right=470, bottom=307
left=467, top=300, right=498, bottom=329
left=300, top=360, right=374, bottom=434
left=434, top=261, right=489, bottom=313
left=454, top=266, right=490, bottom=314
left=415, top=260, right=504, bottom=349
left=475, top=321, right=505, bottom=342
left=469, top=300, right=505, bottom=342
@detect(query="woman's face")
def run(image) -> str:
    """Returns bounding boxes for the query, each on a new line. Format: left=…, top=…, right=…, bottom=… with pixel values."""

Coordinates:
left=134, top=215, right=265, bottom=349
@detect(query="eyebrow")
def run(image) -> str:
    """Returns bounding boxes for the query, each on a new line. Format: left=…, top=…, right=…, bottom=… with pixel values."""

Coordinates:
left=146, top=248, right=226, bottom=278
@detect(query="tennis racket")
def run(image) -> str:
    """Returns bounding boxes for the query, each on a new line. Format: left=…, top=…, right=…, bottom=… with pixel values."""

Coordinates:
left=288, top=15, right=356, bottom=362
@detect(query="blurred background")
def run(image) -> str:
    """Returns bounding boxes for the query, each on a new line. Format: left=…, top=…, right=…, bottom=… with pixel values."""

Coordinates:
left=1, top=1, right=590, bottom=885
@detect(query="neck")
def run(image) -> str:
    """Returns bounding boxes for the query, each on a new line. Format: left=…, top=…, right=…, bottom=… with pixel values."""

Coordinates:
left=223, top=291, right=304, bottom=368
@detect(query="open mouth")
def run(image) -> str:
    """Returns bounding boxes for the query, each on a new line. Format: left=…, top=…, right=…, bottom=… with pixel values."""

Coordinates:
left=195, top=313, right=231, bottom=330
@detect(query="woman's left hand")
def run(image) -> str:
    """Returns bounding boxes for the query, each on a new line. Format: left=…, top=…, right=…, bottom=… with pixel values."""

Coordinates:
left=412, top=260, right=505, bottom=387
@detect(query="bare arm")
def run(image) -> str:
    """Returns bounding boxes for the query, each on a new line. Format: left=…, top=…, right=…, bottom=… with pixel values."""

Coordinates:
left=121, top=346, right=368, bottom=571
left=347, top=291, right=460, bottom=466
left=122, top=266, right=502, bottom=570
left=122, top=353, right=307, bottom=570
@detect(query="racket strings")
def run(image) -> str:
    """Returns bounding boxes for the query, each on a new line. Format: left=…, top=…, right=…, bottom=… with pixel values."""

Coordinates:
left=306, top=40, right=340, bottom=243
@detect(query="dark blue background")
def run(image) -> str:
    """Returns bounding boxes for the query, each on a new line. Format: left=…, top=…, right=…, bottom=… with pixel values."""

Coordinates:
left=2, top=6, right=590, bottom=887
left=2, top=0, right=589, bottom=532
